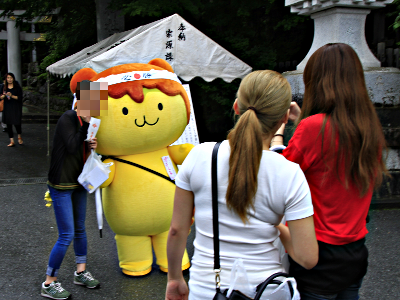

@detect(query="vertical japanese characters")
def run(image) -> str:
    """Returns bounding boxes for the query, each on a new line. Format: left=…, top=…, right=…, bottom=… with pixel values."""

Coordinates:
left=165, top=23, right=187, bottom=62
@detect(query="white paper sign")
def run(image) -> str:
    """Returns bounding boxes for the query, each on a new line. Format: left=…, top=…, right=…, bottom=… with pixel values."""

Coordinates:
left=170, top=84, right=200, bottom=146
left=161, top=156, right=177, bottom=180
left=85, top=117, right=101, bottom=141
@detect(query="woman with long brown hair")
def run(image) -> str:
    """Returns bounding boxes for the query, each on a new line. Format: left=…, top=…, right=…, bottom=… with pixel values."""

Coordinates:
left=272, top=43, right=388, bottom=300
left=0, top=72, right=23, bottom=146
left=165, top=70, right=318, bottom=300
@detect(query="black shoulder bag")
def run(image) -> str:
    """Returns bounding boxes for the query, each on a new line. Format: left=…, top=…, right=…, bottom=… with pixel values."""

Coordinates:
left=211, top=142, right=295, bottom=300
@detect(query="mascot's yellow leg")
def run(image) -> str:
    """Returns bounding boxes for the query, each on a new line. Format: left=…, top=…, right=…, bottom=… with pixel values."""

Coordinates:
left=115, top=234, right=153, bottom=276
left=152, top=230, right=191, bottom=273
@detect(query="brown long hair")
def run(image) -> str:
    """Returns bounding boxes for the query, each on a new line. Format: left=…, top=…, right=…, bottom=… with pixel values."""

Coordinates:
left=300, top=43, right=388, bottom=195
left=226, top=70, right=291, bottom=223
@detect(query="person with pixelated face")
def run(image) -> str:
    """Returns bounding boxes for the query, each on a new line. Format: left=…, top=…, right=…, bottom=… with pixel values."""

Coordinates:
left=42, top=80, right=105, bottom=300
left=76, top=81, right=108, bottom=117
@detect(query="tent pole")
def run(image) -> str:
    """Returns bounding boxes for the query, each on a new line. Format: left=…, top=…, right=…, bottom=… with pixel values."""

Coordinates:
left=47, top=72, right=50, bottom=156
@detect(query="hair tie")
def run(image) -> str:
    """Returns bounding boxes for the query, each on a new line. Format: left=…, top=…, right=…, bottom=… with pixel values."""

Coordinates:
left=247, top=106, right=257, bottom=113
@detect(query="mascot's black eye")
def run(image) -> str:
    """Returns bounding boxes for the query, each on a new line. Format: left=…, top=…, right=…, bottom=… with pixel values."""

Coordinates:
left=122, top=107, right=128, bottom=115
left=158, top=103, right=163, bottom=110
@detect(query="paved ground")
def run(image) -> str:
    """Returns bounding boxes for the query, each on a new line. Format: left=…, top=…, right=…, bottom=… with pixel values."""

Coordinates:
left=0, top=121, right=399, bottom=299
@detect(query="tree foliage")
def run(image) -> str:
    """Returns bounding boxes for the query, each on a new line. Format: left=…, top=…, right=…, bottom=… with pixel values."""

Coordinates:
left=390, top=0, right=400, bottom=44
left=0, top=0, right=312, bottom=141
left=111, top=0, right=311, bottom=70
left=0, top=0, right=97, bottom=74
left=108, top=0, right=313, bottom=140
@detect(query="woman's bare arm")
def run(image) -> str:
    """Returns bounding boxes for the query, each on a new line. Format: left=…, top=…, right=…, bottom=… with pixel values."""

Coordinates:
left=276, top=216, right=318, bottom=269
left=165, top=187, right=194, bottom=300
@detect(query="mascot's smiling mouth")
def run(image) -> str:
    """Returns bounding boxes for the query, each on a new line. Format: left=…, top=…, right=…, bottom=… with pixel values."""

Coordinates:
left=135, top=116, right=159, bottom=127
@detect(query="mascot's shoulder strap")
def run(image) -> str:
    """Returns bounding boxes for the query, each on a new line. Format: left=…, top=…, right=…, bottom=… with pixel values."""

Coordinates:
left=103, top=156, right=175, bottom=185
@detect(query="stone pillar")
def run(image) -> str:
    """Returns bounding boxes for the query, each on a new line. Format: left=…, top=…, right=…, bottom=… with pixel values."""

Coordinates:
left=95, top=0, right=125, bottom=42
left=6, top=20, right=22, bottom=84
left=298, top=7, right=380, bottom=70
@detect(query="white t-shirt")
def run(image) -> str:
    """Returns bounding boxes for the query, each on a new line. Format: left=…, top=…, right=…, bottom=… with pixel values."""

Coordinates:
left=175, top=141, right=313, bottom=299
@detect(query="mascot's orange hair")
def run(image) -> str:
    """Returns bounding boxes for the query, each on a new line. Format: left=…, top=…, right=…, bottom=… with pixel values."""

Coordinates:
left=70, top=58, right=190, bottom=123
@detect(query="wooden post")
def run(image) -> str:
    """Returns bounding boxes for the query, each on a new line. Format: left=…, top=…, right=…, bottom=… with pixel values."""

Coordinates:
left=377, top=42, right=386, bottom=64
left=47, top=72, right=50, bottom=156
left=386, top=48, right=394, bottom=67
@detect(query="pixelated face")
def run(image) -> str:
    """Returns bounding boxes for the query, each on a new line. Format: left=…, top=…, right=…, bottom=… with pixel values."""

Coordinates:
left=76, top=81, right=108, bottom=116
left=95, top=88, right=188, bottom=156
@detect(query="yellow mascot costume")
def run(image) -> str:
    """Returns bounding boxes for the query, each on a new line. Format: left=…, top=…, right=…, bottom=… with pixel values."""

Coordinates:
left=70, top=58, right=193, bottom=276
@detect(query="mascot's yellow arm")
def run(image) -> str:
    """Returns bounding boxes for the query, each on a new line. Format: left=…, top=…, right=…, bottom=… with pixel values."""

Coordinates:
left=167, top=143, right=195, bottom=165
left=99, top=158, right=116, bottom=188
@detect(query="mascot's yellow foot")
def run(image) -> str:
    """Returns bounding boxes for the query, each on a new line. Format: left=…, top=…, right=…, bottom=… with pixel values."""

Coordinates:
left=159, top=262, right=191, bottom=274
left=122, top=266, right=152, bottom=277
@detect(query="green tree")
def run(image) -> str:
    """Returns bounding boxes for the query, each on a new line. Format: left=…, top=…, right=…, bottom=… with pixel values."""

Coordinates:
left=110, top=0, right=312, bottom=140
left=1, top=0, right=312, bottom=141
left=391, top=0, right=400, bottom=45
left=1, top=0, right=97, bottom=92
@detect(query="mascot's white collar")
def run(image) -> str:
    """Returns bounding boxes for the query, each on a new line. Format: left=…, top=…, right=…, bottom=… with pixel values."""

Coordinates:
left=95, top=69, right=182, bottom=86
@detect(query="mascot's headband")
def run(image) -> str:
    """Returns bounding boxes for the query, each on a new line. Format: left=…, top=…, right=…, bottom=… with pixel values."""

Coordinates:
left=95, top=69, right=182, bottom=85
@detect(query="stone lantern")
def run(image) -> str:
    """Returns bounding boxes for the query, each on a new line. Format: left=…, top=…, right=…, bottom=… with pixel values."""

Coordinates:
left=286, top=0, right=393, bottom=70
left=284, top=0, right=399, bottom=106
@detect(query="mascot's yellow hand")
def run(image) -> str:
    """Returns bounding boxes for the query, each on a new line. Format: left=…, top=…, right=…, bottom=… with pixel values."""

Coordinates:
left=44, top=190, right=52, bottom=207
left=99, top=158, right=116, bottom=188
left=167, top=143, right=195, bottom=166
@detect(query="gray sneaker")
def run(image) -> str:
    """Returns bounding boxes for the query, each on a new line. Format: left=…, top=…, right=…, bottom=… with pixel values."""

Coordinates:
left=41, top=281, right=71, bottom=299
left=74, top=270, right=100, bottom=288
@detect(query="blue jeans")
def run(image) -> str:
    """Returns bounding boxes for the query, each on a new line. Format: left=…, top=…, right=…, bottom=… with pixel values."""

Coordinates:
left=300, top=279, right=362, bottom=300
left=46, top=185, right=87, bottom=277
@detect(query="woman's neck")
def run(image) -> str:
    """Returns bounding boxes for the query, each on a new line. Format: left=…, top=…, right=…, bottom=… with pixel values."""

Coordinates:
left=7, top=83, right=13, bottom=89
left=262, top=134, right=274, bottom=151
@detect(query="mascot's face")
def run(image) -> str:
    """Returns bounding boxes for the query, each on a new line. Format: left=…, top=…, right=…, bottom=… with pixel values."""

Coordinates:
left=95, top=88, right=187, bottom=155
left=70, top=59, right=190, bottom=156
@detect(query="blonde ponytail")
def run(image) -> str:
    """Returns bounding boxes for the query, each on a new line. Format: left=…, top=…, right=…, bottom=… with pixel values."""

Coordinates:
left=226, top=70, right=291, bottom=223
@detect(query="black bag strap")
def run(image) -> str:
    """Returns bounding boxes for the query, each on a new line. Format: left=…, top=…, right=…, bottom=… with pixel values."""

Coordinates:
left=103, top=156, right=175, bottom=185
left=211, top=141, right=294, bottom=300
left=254, top=272, right=294, bottom=300
left=212, top=141, right=223, bottom=292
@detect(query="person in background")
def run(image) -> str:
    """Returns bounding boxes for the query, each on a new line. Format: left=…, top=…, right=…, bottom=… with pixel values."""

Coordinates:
left=0, top=73, right=23, bottom=146
left=165, top=70, right=318, bottom=300
left=272, top=43, right=388, bottom=300
left=41, top=80, right=100, bottom=300
left=0, top=79, right=7, bottom=132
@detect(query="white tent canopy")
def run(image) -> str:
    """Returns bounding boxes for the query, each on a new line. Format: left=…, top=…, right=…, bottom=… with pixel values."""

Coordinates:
left=47, top=14, right=252, bottom=82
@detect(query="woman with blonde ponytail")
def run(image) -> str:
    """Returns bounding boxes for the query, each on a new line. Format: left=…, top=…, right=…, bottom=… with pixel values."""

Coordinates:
left=165, top=70, right=318, bottom=300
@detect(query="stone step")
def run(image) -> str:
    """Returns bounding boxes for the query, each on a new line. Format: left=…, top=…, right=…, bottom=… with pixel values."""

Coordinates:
left=372, top=171, right=400, bottom=208
left=376, top=107, right=400, bottom=127
left=21, top=118, right=59, bottom=124
left=383, top=128, right=400, bottom=148
left=370, top=196, right=400, bottom=209
left=20, top=104, right=62, bottom=124
left=22, top=114, right=60, bottom=124
left=376, top=171, right=400, bottom=198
